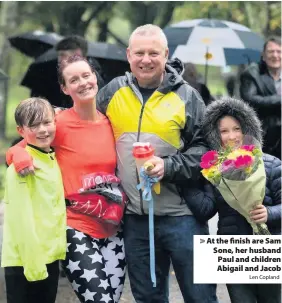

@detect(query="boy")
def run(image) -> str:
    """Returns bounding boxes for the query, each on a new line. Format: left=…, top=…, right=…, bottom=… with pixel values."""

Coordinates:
left=1, top=98, right=66, bottom=303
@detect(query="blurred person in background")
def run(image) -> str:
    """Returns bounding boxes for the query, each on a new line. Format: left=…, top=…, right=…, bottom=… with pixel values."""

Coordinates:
left=240, top=36, right=281, bottom=159
left=182, top=62, right=214, bottom=106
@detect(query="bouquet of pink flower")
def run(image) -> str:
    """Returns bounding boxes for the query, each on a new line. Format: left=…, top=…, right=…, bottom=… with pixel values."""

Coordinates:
left=200, top=137, right=270, bottom=235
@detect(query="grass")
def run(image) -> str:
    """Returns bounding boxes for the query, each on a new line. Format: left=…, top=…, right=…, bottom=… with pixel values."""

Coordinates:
left=196, top=65, right=227, bottom=96
left=0, top=83, right=29, bottom=201
left=6, top=86, right=29, bottom=139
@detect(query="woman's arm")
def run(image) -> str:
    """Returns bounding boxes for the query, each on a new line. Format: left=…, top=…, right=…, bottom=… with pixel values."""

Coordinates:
left=6, top=110, right=64, bottom=175
left=5, top=139, right=34, bottom=174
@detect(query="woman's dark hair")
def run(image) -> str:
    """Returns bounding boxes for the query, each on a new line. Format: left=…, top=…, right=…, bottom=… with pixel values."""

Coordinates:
left=57, top=54, right=95, bottom=86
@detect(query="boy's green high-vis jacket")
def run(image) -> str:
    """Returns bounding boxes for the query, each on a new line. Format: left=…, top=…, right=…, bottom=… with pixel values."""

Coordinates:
left=1, top=145, right=66, bottom=281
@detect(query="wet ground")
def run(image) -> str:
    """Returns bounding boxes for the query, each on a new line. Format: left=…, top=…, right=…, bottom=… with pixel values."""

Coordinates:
left=0, top=270, right=231, bottom=303
left=0, top=203, right=230, bottom=302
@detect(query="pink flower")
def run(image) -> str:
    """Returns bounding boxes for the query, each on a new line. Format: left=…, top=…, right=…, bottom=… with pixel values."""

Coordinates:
left=200, top=151, right=218, bottom=169
left=234, top=155, right=253, bottom=168
left=221, top=159, right=235, bottom=172
left=241, top=145, right=255, bottom=152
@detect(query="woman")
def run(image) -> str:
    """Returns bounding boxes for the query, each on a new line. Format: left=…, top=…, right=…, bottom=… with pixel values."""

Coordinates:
left=6, top=55, right=126, bottom=303
left=183, top=97, right=281, bottom=303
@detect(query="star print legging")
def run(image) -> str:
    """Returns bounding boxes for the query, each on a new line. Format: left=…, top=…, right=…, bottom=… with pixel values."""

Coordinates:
left=61, top=226, right=126, bottom=303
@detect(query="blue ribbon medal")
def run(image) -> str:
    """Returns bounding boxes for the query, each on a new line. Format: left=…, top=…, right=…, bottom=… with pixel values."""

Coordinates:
left=136, top=167, right=159, bottom=287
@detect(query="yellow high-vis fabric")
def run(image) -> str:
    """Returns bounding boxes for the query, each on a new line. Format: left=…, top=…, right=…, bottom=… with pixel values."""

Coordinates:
left=1, top=145, right=66, bottom=281
left=107, top=87, right=186, bottom=149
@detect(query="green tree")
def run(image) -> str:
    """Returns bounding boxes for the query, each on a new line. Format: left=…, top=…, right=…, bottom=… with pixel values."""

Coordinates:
left=0, top=1, right=18, bottom=139
left=118, top=2, right=184, bottom=31
left=172, top=1, right=281, bottom=37
left=17, top=2, right=117, bottom=38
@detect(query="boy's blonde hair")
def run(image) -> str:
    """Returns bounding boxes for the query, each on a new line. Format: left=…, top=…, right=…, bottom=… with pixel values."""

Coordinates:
left=15, top=97, right=54, bottom=128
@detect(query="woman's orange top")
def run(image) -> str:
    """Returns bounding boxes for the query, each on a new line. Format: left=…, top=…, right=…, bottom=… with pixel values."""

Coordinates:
left=52, top=108, right=118, bottom=238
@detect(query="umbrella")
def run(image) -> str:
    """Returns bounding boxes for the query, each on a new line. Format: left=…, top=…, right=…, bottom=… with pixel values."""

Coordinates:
left=163, top=19, right=264, bottom=83
left=21, top=41, right=130, bottom=107
left=8, top=30, right=63, bottom=58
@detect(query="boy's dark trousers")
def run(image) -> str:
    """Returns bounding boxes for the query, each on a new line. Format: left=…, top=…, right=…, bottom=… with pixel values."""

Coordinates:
left=5, top=260, right=59, bottom=303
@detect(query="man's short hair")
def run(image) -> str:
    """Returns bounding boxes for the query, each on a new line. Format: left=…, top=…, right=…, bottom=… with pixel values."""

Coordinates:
left=128, top=24, right=168, bottom=49
left=263, top=36, right=281, bottom=52
left=15, top=97, right=54, bottom=128
left=56, top=35, right=88, bottom=57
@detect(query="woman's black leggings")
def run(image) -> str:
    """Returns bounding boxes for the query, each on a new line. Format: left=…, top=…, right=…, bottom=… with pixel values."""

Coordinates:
left=62, top=226, right=126, bottom=303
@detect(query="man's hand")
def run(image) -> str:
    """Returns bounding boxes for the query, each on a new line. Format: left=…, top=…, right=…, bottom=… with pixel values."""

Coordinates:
left=144, top=156, right=164, bottom=180
left=250, top=205, right=268, bottom=223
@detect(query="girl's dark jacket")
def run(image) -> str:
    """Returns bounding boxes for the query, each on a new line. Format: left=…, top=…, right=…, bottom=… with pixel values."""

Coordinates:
left=183, top=98, right=281, bottom=235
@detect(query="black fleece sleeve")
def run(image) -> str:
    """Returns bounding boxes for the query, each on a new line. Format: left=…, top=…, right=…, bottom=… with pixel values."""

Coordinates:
left=240, top=74, right=280, bottom=108
left=162, top=86, right=209, bottom=184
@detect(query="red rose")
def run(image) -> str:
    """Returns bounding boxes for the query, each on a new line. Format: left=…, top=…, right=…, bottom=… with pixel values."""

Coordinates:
left=234, top=155, right=253, bottom=168
left=200, top=150, right=218, bottom=169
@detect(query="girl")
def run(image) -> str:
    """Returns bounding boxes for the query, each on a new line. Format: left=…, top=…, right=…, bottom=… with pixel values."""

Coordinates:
left=7, top=55, right=126, bottom=303
left=184, top=97, right=281, bottom=303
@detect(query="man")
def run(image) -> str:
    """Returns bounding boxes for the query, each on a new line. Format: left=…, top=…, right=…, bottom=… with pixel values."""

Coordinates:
left=31, top=35, right=104, bottom=108
left=97, top=24, right=218, bottom=303
left=240, top=37, right=281, bottom=159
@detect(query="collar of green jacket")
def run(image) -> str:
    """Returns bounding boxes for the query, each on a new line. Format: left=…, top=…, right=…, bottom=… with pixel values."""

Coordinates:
left=126, top=58, right=185, bottom=95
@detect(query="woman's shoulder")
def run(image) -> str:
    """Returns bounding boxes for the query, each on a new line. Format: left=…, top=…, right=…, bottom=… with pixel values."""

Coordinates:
left=55, top=108, right=74, bottom=123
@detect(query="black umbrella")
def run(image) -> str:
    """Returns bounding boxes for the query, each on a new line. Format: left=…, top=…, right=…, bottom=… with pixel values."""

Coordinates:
left=8, top=30, right=63, bottom=58
left=21, top=41, right=130, bottom=107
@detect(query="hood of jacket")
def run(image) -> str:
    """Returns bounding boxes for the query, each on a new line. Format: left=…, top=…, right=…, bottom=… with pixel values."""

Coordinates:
left=126, top=58, right=185, bottom=95
left=202, top=97, right=263, bottom=150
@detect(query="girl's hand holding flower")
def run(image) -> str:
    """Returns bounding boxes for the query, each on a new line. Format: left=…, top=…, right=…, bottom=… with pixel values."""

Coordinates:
left=250, top=205, right=268, bottom=223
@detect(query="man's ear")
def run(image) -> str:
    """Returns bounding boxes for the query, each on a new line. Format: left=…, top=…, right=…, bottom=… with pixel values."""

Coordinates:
left=165, top=48, right=169, bottom=60
left=126, top=48, right=131, bottom=62
left=16, top=126, right=24, bottom=138
left=61, top=84, right=69, bottom=95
